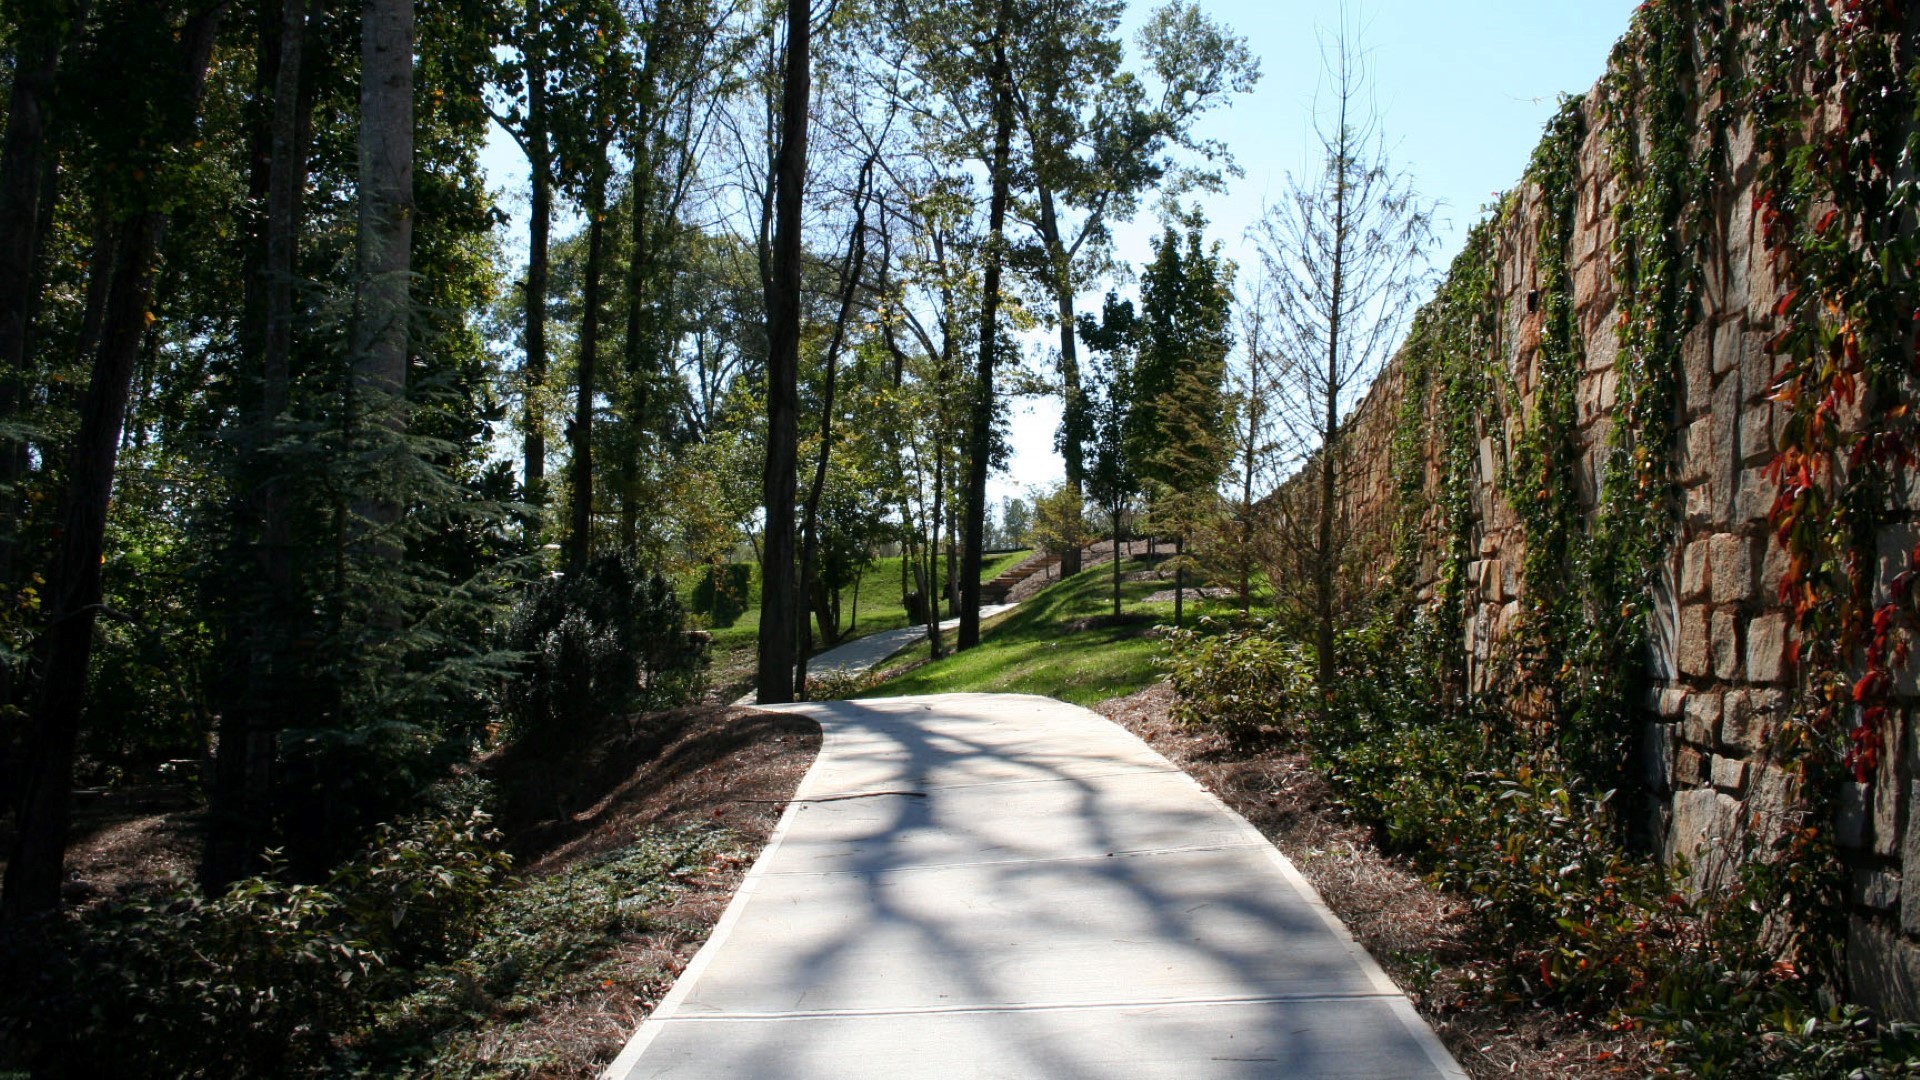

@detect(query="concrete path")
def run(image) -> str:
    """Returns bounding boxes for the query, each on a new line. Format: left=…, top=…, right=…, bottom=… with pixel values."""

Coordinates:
left=734, top=606, right=1018, bottom=706
left=807, top=605, right=1018, bottom=678
left=604, top=693, right=1464, bottom=1079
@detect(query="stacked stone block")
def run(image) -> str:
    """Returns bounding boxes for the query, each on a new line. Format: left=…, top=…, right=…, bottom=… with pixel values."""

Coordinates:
left=1317, top=64, right=1920, bottom=1013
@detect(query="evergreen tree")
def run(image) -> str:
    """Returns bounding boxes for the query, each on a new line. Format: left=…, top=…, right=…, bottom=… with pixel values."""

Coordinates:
left=1128, top=211, right=1232, bottom=628
left=1082, top=291, right=1139, bottom=617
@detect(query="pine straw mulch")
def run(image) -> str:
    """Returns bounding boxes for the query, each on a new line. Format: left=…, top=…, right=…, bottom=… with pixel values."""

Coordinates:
left=20, top=705, right=820, bottom=1079
left=453, top=704, right=821, bottom=1075
left=0, top=784, right=206, bottom=911
left=1096, top=680, right=1660, bottom=1080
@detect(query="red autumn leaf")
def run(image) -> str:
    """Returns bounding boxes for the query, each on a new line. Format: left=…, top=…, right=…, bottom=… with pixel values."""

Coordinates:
left=1853, top=671, right=1887, bottom=703
left=1774, top=288, right=1801, bottom=318
left=1815, top=208, right=1840, bottom=234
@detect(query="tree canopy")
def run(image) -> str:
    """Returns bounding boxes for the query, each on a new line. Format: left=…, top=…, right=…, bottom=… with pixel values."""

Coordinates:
left=0, top=0, right=1274, bottom=920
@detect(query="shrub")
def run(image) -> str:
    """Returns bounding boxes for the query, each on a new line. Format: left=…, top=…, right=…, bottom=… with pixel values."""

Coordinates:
left=1173, top=610, right=1685, bottom=1006
left=502, top=554, right=707, bottom=749
left=6, top=810, right=509, bottom=1079
left=1028, top=483, right=1094, bottom=560
left=1307, top=623, right=1686, bottom=1006
left=690, top=562, right=753, bottom=628
left=361, top=826, right=733, bottom=1073
left=1645, top=971, right=1920, bottom=1077
left=1165, top=619, right=1311, bottom=745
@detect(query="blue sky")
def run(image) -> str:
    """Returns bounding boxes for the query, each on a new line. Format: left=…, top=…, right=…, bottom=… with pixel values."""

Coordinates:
left=994, top=0, right=1640, bottom=506
left=478, top=1, right=1641, bottom=508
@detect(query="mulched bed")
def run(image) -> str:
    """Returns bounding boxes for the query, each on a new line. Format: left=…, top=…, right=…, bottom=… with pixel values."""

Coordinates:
left=12, top=705, right=821, bottom=1079
left=462, top=705, right=821, bottom=1073
left=1096, top=680, right=1658, bottom=1079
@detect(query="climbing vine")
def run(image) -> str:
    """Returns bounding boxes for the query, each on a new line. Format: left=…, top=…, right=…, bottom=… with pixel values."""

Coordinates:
left=1389, top=217, right=1501, bottom=694
left=1385, top=0, right=1919, bottom=979
left=1502, top=96, right=1610, bottom=775
left=1746, top=0, right=1920, bottom=784
left=1188, top=0, right=1920, bottom=1059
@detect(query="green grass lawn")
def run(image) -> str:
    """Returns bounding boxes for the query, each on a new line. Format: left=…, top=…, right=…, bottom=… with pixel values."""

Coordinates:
left=695, top=550, right=1032, bottom=656
left=854, top=557, right=1241, bottom=706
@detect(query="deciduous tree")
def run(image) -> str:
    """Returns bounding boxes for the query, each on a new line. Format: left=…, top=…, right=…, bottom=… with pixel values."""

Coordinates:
left=1248, top=28, right=1435, bottom=706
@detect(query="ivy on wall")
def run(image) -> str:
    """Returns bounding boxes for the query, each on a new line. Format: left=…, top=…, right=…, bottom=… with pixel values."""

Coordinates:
left=1745, top=0, right=1920, bottom=783
left=1389, top=217, right=1501, bottom=697
left=1378, top=0, right=1920, bottom=977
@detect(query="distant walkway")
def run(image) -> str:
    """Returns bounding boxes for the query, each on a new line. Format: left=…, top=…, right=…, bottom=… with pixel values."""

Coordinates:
left=733, top=606, right=1017, bottom=706
left=808, top=604, right=1018, bottom=678
left=605, top=694, right=1464, bottom=1079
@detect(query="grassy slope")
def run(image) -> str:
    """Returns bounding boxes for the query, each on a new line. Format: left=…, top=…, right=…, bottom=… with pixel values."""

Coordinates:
left=856, top=558, right=1240, bottom=706
left=700, top=550, right=1031, bottom=654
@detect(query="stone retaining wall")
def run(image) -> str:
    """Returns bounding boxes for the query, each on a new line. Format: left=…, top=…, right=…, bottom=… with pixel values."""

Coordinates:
left=1320, top=19, right=1920, bottom=1013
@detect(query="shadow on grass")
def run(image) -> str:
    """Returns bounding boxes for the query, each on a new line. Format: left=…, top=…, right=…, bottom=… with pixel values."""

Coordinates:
left=855, top=559, right=1243, bottom=707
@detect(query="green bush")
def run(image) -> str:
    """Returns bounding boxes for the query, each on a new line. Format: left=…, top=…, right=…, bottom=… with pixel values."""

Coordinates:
left=360, top=826, right=732, bottom=1073
left=690, top=562, right=753, bottom=627
left=1171, top=612, right=1685, bottom=1006
left=502, top=554, right=707, bottom=748
left=1164, top=619, right=1311, bottom=745
left=1645, top=973, right=1920, bottom=1077
left=7, top=809, right=509, bottom=1078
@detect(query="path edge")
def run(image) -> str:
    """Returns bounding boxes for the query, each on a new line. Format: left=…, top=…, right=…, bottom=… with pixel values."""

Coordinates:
left=599, top=708, right=832, bottom=1080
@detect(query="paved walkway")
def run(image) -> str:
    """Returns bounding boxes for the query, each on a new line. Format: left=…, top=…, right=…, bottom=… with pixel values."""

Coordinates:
left=807, top=605, right=1018, bottom=678
left=734, top=606, right=1018, bottom=706
left=604, top=694, right=1464, bottom=1079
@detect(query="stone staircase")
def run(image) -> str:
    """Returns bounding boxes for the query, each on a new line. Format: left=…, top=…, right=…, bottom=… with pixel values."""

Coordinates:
left=979, top=551, right=1060, bottom=604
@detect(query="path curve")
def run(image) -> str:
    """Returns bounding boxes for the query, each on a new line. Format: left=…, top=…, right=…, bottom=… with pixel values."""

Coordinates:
left=605, top=693, right=1464, bottom=1079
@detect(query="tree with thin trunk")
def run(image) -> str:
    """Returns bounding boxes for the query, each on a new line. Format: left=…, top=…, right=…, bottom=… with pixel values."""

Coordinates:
left=0, top=0, right=91, bottom=623
left=956, top=0, right=1016, bottom=652
left=3, top=0, right=225, bottom=920
left=513, top=0, right=556, bottom=500
left=352, top=0, right=416, bottom=540
left=1010, top=0, right=1255, bottom=578
left=1220, top=272, right=1287, bottom=618
left=755, top=0, right=810, bottom=704
left=795, top=147, right=884, bottom=696
left=1081, top=291, right=1138, bottom=618
left=1248, top=26, right=1434, bottom=711
left=1129, top=211, right=1231, bottom=630
left=874, top=184, right=974, bottom=664
left=566, top=143, right=611, bottom=571
left=207, top=0, right=316, bottom=888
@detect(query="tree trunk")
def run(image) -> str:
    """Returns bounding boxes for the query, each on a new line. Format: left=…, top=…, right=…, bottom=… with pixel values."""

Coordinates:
left=352, top=0, right=414, bottom=540
left=1111, top=509, right=1122, bottom=617
left=1316, top=150, right=1349, bottom=718
left=617, top=56, right=655, bottom=554
left=1239, top=349, right=1258, bottom=618
left=958, top=0, right=1014, bottom=651
left=0, top=0, right=88, bottom=621
left=1173, top=532, right=1185, bottom=629
left=755, top=0, right=809, bottom=704
left=926, top=443, right=944, bottom=658
left=522, top=0, right=550, bottom=498
left=2, top=4, right=224, bottom=921
left=1037, top=185, right=1083, bottom=578
left=208, top=0, right=311, bottom=888
left=848, top=562, right=861, bottom=634
left=795, top=162, right=873, bottom=696
left=567, top=158, right=609, bottom=572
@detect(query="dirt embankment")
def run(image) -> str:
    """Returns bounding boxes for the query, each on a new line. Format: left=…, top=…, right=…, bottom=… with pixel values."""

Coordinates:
left=21, top=705, right=821, bottom=1077
left=1098, top=681, right=1655, bottom=1080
